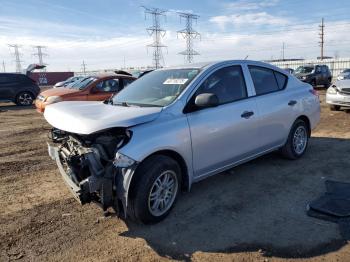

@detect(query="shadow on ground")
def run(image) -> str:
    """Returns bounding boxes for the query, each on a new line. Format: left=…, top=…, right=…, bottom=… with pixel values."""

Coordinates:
left=121, top=137, right=350, bottom=260
left=0, top=104, right=35, bottom=112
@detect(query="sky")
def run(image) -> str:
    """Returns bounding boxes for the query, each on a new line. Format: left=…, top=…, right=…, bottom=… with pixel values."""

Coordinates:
left=0, top=0, right=349, bottom=72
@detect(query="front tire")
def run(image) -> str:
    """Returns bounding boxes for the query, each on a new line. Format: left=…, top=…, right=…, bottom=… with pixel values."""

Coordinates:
left=16, top=91, right=34, bottom=106
left=281, top=119, right=309, bottom=160
left=128, top=155, right=181, bottom=224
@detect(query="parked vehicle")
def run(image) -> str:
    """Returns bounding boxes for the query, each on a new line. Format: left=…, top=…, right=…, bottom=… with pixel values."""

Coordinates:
left=44, top=60, right=320, bottom=224
left=326, top=79, right=350, bottom=111
left=54, top=76, right=85, bottom=88
left=0, top=73, right=40, bottom=106
left=293, top=64, right=332, bottom=87
left=284, top=68, right=294, bottom=74
left=337, top=69, right=350, bottom=80
left=35, top=74, right=136, bottom=112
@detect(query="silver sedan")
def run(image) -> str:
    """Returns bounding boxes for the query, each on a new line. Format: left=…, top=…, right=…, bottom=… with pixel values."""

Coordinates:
left=45, top=60, right=321, bottom=224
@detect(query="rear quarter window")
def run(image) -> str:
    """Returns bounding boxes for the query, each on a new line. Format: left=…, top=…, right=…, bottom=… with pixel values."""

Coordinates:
left=274, top=71, right=288, bottom=89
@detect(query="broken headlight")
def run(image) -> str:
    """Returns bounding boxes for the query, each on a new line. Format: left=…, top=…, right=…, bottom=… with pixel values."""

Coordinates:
left=113, top=152, right=135, bottom=168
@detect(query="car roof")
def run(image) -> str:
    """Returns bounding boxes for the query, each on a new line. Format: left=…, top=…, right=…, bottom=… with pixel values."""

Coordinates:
left=162, top=60, right=287, bottom=73
left=86, top=74, right=136, bottom=79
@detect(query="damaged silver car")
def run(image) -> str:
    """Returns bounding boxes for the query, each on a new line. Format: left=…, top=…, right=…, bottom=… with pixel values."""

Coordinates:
left=45, top=60, right=320, bottom=224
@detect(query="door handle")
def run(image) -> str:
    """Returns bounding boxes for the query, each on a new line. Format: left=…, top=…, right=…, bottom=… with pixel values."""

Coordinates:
left=288, top=100, right=297, bottom=106
left=241, top=111, right=254, bottom=119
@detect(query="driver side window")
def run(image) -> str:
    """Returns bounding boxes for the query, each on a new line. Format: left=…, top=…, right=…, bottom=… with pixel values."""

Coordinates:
left=95, top=79, right=119, bottom=92
left=195, top=65, right=247, bottom=105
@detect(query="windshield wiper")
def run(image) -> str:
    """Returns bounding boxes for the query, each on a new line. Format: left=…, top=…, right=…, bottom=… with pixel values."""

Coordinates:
left=113, top=101, right=131, bottom=107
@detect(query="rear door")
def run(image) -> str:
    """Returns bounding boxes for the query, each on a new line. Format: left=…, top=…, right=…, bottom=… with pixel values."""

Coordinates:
left=247, top=65, right=295, bottom=150
left=186, top=65, right=260, bottom=178
left=0, top=74, right=19, bottom=100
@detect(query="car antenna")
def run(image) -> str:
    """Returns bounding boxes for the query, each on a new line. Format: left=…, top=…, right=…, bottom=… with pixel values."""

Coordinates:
left=244, top=55, right=249, bottom=60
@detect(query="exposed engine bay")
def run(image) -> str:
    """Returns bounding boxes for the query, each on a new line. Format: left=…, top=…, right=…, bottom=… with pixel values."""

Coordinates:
left=49, top=127, right=132, bottom=213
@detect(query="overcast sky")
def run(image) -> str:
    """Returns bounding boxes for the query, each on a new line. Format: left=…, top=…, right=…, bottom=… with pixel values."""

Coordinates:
left=0, top=0, right=349, bottom=72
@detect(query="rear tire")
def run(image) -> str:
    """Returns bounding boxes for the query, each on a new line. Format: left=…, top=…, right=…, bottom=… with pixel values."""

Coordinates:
left=281, top=119, right=309, bottom=160
left=128, top=155, right=181, bottom=224
left=330, top=105, right=341, bottom=111
left=15, top=91, right=34, bottom=106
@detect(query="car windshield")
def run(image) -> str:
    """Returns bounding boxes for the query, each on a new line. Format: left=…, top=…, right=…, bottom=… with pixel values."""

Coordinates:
left=70, top=77, right=97, bottom=90
left=342, top=69, right=350, bottom=74
left=295, top=66, right=314, bottom=74
left=112, top=68, right=200, bottom=107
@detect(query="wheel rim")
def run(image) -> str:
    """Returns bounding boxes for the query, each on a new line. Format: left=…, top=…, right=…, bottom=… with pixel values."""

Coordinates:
left=18, top=93, right=33, bottom=105
left=148, top=170, right=178, bottom=217
left=293, top=126, right=307, bottom=155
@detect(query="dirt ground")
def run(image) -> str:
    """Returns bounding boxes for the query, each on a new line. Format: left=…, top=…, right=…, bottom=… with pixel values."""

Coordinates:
left=0, top=90, right=350, bottom=262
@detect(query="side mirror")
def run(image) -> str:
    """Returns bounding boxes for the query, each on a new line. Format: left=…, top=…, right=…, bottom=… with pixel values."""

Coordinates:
left=194, top=93, right=219, bottom=108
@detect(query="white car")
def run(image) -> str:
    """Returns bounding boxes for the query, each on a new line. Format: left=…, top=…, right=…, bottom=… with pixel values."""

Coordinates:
left=326, top=79, right=350, bottom=111
left=44, top=60, right=320, bottom=224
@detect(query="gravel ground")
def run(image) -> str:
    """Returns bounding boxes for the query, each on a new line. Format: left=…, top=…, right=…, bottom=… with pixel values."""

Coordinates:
left=0, top=90, right=350, bottom=262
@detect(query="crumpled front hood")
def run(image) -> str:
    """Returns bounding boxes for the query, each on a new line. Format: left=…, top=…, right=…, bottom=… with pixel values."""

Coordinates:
left=44, top=101, right=162, bottom=134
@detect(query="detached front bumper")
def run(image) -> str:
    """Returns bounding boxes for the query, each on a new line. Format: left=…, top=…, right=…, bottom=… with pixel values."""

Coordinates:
left=48, top=143, right=91, bottom=204
left=326, top=93, right=350, bottom=107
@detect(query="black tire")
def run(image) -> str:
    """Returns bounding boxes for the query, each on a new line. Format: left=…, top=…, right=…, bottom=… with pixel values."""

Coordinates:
left=330, top=105, right=341, bottom=111
left=15, top=91, right=34, bottom=106
left=280, top=119, right=309, bottom=160
left=128, top=155, right=181, bottom=224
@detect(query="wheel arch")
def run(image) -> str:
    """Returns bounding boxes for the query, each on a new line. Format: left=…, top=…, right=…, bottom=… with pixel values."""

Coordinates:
left=128, top=149, right=190, bottom=199
left=295, top=115, right=311, bottom=137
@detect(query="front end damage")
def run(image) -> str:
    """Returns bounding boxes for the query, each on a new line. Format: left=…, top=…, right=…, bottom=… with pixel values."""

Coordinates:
left=47, top=127, right=136, bottom=215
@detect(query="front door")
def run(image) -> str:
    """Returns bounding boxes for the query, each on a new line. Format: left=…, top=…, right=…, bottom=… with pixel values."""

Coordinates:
left=88, top=78, right=121, bottom=101
left=186, top=65, right=260, bottom=178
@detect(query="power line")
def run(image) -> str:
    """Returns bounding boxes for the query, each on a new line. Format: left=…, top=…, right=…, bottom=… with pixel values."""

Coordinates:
left=81, top=60, right=87, bottom=75
left=319, top=18, right=325, bottom=60
left=33, top=45, right=48, bottom=71
left=177, top=12, right=200, bottom=64
left=142, top=6, right=167, bottom=69
left=8, top=44, right=23, bottom=73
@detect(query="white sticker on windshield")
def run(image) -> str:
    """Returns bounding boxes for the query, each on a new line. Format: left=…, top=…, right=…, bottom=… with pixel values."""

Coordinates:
left=163, top=78, right=188, bottom=85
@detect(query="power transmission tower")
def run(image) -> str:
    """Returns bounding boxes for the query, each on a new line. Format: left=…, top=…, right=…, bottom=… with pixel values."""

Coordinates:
left=142, top=6, right=167, bottom=69
left=319, top=18, right=325, bottom=60
left=33, top=45, right=48, bottom=71
left=81, top=60, right=87, bottom=75
left=8, top=44, right=23, bottom=73
left=177, top=12, right=200, bottom=64
left=2, top=61, right=5, bottom=72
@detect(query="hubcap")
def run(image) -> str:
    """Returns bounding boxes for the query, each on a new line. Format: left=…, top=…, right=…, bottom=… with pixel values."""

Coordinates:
left=293, top=126, right=307, bottom=155
left=148, top=170, right=178, bottom=217
left=18, top=93, right=33, bottom=105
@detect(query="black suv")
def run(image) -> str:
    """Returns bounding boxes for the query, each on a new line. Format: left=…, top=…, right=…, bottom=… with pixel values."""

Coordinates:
left=293, top=64, right=332, bottom=88
left=0, top=73, right=40, bottom=106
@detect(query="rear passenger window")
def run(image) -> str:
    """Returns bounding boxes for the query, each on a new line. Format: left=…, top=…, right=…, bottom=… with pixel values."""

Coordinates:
left=274, top=71, right=288, bottom=89
left=249, top=66, right=280, bottom=95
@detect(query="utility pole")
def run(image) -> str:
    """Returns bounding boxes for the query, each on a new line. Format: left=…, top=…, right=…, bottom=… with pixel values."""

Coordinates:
left=8, top=44, right=23, bottom=73
left=319, top=18, right=325, bottom=60
left=177, top=12, right=200, bottom=63
left=81, top=60, right=87, bottom=75
left=33, top=45, right=48, bottom=71
left=282, top=42, right=285, bottom=61
left=142, top=6, right=167, bottom=69
left=2, top=61, right=5, bottom=72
